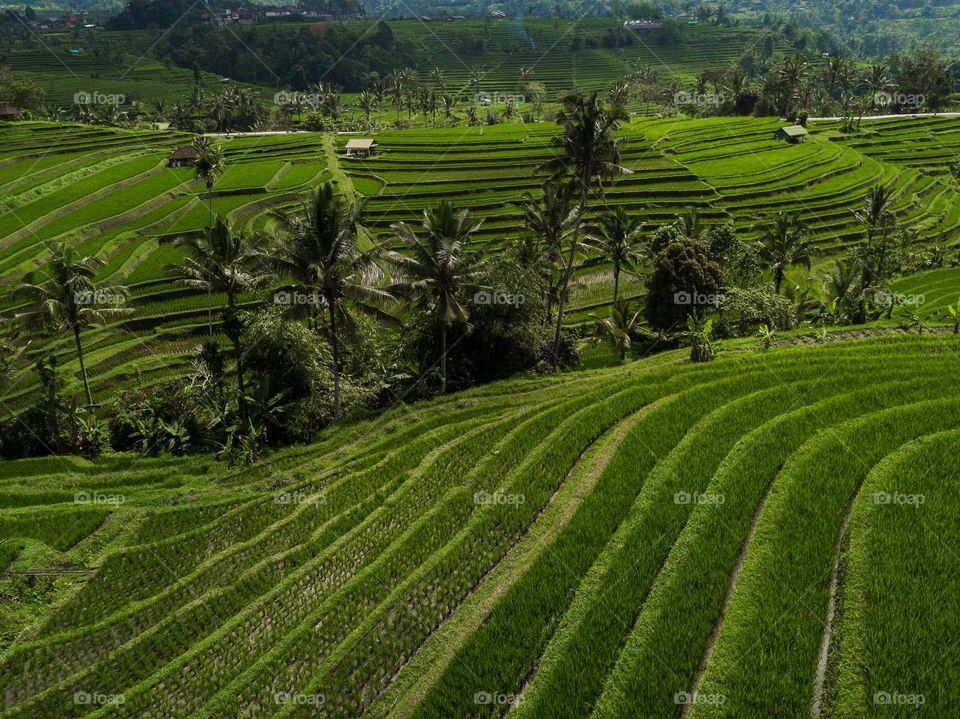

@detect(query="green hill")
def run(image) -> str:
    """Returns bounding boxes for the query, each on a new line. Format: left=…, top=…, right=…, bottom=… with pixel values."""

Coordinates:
left=2, top=116, right=959, bottom=409
left=2, top=333, right=960, bottom=716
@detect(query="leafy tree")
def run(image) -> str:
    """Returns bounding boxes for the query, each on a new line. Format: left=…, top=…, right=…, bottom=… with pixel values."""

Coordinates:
left=537, top=91, right=630, bottom=365
left=168, top=218, right=268, bottom=422
left=266, top=183, right=393, bottom=419
left=644, top=238, right=723, bottom=333
left=389, top=201, right=485, bottom=392
left=755, top=212, right=812, bottom=294
left=15, top=243, right=129, bottom=409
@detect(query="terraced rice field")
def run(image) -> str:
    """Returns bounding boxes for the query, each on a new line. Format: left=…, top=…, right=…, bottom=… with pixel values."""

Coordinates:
left=0, top=122, right=331, bottom=410
left=251, top=18, right=762, bottom=94
left=891, top=266, right=960, bottom=320
left=3, top=334, right=960, bottom=717
left=813, top=115, right=960, bottom=176
left=3, top=116, right=960, bottom=409
left=3, top=42, right=253, bottom=107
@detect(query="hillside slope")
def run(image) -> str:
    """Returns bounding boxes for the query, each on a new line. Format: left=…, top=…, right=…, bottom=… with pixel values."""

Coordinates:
left=2, top=333, right=960, bottom=717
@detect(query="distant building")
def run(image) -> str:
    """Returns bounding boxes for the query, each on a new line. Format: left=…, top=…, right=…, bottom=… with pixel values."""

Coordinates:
left=345, top=139, right=378, bottom=157
left=491, top=10, right=507, bottom=18
left=168, top=146, right=201, bottom=167
left=775, top=125, right=808, bottom=143
left=624, top=19, right=663, bottom=30
left=0, top=106, right=22, bottom=121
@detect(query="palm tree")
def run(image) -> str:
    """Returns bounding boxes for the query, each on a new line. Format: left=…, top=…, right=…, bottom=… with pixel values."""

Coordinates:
left=863, top=64, right=894, bottom=109
left=356, top=90, right=377, bottom=127
left=430, top=66, right=446, bottom=93
left=519, top=66, right=534, bottom=92
left=388, top=201, right=485, bottom=392
left=442, top=94, right=459, bottom=123
left=266, top=183, right=393, bottom=419
left=855, top=184, right=895, bottom=241
left=591, top=298, right=642, bottom=361
left=676, top=207, right=707, bottom=242
left=470, top=64, right=486, bottom=97
left=755, top=212, right=812, bottom=294
left=585, top=206, right=645, bottom=303
left=778, top=54, right=809, bottom=118
left=168, top=218, right=268, bottom=422
left=15, top=243, right=129, bottom=409
left=537, top=92, right=631, bottom=365
left=822, top=56, right=851, bottom=99
left=522, top=182, right=576, bottom=321
left=855, top=184, right=898, bottom=285
left=191, top=139, right=226, bottom=337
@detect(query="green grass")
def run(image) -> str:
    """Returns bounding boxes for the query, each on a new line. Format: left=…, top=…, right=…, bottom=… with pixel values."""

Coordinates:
left=1, top=335, right=960, bottom=718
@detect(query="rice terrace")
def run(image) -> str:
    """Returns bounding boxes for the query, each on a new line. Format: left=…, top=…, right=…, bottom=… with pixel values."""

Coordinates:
left=2, top=1, right=960, bottom=718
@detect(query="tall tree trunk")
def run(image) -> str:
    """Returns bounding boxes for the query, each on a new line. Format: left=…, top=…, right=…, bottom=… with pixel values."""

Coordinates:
left=440, top=324, right=448, bottom=393
left=207, top=191, right=214, bottom=339
left=73, top=324, right=94, bottom=410
left=613, top=263, right=620, bottom=304
left=227, top=295, right=248, bottom=424
left=552, top=183, right=589, bottom=367
left=328, top=301, right=341, bottom=420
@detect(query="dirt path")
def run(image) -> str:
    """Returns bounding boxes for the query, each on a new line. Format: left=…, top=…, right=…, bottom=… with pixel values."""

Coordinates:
left=679, top=475, right=777, bottom=719
left=811, top=492, right=858, bottom=718
left=322, top=134, right=357, bottom=204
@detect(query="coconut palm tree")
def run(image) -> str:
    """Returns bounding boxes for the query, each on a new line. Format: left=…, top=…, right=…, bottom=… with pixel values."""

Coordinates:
left=430, top=66, right=446, bottom=93
left=191, top=138, right=226, bottom=337
left=591, top=298, right=642, bottom=361
left=168, top=218, right=268, bottom=422
left=778, top=53, right=809, bottom=118
left=266, top=183, right=393, bottom=419
left=755, top=212, right=812, bottom=294
left=356, top=90, right=377, bottom=127
left=388, top=201, right=485, bottom=392
left=675, top=207, right=707, bottom=242
left=470, top=64, right=486, bottom=97
left=15, top=243, right=129, bottom=409
left=863, top=64, right=894, bottom=109
left=585, top=207, right=645, bottom=303
left=522, top=182, right=576, bottom=320
left=855, top=184, right=895, bottom=241
left=537, top=91, right=631, bottom=365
